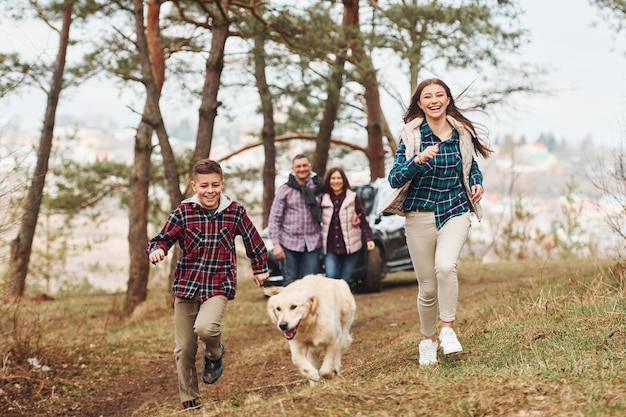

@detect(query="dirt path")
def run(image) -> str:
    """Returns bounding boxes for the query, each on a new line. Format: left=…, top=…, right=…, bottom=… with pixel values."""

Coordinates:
left=62, top=281, right=409, bottom=416
left=76, top=271, right=535, bottom=417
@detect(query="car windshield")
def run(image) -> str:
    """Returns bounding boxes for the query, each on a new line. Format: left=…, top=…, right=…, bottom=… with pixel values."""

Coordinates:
left=355, top=185, right=376, bottom=215
left=354, top=179, right=393, bottom=216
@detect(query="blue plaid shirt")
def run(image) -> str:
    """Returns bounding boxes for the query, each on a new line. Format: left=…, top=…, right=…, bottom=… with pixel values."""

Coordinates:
left=388, top=120, right=483, bottom=229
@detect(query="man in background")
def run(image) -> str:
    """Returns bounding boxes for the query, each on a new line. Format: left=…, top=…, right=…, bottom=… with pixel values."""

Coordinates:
left=268, top=154, right=323, bottom=286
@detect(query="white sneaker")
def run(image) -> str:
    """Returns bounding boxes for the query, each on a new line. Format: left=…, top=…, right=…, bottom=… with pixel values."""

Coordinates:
left=418, top=340, right=438, bottom=366
left=439, top=327, right=463, bottom=355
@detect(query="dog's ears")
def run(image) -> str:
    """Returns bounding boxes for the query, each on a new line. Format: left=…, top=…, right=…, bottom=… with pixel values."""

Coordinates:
left=266, top=300, right=278, bottom=324
left=308, top=295, right=318, bottom=316
left=263, top=286, right=283, bottom=297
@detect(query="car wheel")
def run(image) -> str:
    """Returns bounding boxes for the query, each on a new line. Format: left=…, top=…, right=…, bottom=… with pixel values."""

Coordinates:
left=361, top=244, right=384, bottom=293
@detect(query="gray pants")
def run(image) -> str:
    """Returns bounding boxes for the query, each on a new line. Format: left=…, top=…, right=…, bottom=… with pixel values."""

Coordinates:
left=173, top=295, right=228, bottom=403
left=405, top=211, right=471, bottom=338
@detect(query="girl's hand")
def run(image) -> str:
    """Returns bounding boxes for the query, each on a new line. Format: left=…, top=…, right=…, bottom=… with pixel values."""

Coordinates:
left=149, top=249, right=165, bottom=264
left=366, top=241, right=376, bottom=251
left=414, top=144, right=439, bottom=164
left=470, top=184, right=484, bottom=203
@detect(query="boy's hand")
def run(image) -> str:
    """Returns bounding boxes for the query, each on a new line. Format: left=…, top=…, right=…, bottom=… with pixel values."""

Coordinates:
left=254, top=272, right=270, bottom=287
left=149, top=249, right=165, bottom=264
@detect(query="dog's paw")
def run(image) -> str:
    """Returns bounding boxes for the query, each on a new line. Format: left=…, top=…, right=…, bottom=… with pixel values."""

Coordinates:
left=299, top=367, right=320, bottom=382
left=320, top=368, right=339, bottom=379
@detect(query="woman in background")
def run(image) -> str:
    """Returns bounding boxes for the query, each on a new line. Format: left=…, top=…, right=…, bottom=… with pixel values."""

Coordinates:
left=320, top=167, right=375, bottom=284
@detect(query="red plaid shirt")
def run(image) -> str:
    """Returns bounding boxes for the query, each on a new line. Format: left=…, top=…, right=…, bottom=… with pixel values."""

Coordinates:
left=146, top=195, right=268, bottom=301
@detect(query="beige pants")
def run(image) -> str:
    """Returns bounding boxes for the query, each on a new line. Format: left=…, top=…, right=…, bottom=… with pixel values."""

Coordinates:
left=173, top=295, right=228, bottom=403
left=405, top=211, right=471, bottom=338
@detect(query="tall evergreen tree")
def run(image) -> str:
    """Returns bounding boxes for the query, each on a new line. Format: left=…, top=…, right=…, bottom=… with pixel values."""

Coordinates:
left=7, top=1, right=74, bottom=297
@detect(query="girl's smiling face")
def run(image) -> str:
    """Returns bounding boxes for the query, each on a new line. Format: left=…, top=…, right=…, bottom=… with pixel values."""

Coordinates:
left=191, top=172, right=223, bottom=209
left=417, top=84, right=450, bottom=120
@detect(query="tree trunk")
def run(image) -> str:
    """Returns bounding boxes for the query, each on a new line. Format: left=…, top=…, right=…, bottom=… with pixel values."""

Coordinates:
left=343, top=0, right=385, bottom=181
left=311, top=1, right=353, bottom=178
left=147, top=0, right=182, bottom=209
left=362, top=69, right=385, bottom=180
left=125, top=0, right=179, bottom=316
left=192, top=0, right=231, bottom=166
left=312, top=57, right=345, bottom=179
left=126, top=121, right=152, bottom=316
left=7, top=3, right=73, bottom=298
left=253, top=28, right=276, bottom=228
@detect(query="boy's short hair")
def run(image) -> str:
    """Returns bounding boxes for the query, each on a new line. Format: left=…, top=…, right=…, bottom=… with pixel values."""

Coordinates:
left=192, top=159, right=223, bottom=179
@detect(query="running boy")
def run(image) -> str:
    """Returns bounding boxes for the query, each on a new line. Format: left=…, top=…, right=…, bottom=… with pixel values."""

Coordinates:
left=146, top=159, right=269, bottom=410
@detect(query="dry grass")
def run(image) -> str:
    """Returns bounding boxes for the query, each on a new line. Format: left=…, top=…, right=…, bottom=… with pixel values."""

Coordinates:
left=1, top=258, right=625, bottom=416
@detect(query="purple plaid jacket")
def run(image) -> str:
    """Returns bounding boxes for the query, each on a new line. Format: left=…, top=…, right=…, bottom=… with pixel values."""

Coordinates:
left=268, top=175, right=323, bottom=252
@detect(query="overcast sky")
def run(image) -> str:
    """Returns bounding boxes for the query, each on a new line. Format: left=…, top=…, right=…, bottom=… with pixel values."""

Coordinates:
left=488, top=0, right=626, bottom=146
left=1, top=0, right=624, bottom=148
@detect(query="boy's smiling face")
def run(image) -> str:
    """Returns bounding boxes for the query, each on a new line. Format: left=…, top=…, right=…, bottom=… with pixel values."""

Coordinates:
left=191, top=172, right=224, bottom=209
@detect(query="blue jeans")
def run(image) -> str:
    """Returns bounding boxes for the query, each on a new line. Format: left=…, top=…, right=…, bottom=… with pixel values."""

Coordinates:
left=324, top=251, right=361, bottom=283
left=282, top=247, right=322, bottom=286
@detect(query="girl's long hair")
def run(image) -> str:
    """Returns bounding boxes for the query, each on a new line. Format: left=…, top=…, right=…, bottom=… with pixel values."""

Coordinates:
left=404, top=78, right=493, bottom=158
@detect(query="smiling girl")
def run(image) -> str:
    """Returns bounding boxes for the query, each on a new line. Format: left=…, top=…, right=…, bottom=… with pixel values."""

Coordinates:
left=385, top=78, right=493, bottom=366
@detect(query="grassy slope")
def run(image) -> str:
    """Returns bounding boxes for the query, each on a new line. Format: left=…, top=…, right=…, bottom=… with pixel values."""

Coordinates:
left=1, top=258, right=624, bottom=416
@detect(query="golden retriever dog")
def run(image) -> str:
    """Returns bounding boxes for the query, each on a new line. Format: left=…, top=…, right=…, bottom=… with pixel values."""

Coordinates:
left=264, top=274, right=356, bottom=383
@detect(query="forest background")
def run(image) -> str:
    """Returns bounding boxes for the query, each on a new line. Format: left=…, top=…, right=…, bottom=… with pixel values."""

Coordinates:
left=0, top=0, right=625, bottom=317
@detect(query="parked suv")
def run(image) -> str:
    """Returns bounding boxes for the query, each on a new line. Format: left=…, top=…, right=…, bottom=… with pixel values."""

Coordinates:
left=261, top=178, right=413, bottom=293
